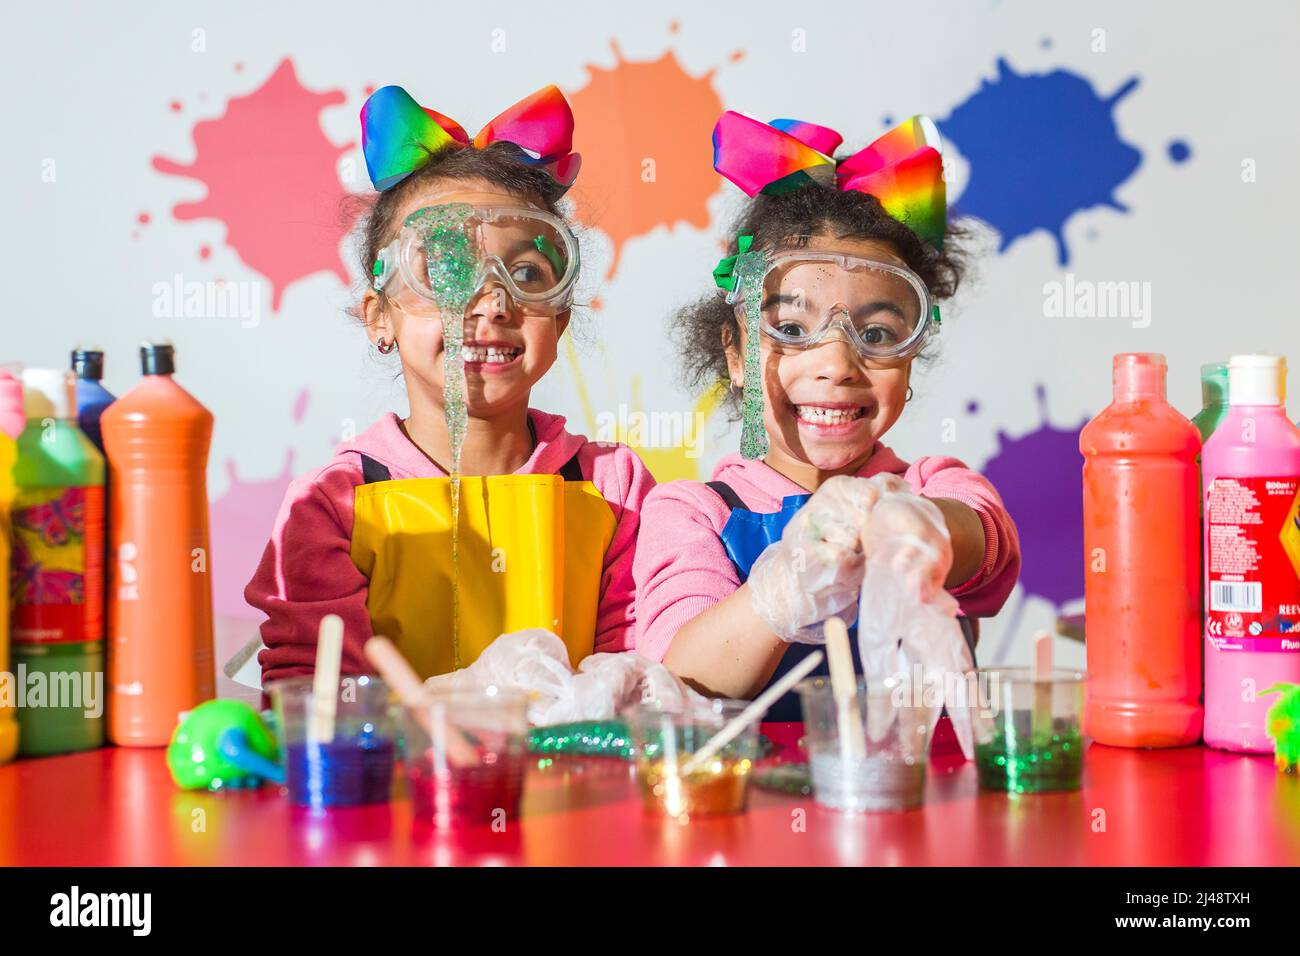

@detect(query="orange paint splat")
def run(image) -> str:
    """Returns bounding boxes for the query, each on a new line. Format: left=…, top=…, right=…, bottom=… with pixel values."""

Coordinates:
left=152, top=58, right=358, bottom=310
left=566, top=40, right=728, bottom=279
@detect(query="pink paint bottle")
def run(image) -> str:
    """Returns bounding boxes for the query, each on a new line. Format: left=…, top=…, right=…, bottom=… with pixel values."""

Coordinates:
left=1201, top=354, right=1300, bottom=752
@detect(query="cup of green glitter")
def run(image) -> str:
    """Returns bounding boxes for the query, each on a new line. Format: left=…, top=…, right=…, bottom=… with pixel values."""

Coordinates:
left=972, top=667, right=1086, bottom=794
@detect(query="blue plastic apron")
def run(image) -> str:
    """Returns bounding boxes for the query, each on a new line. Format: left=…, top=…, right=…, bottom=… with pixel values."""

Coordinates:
left=708, top=480, right=977, bottom=721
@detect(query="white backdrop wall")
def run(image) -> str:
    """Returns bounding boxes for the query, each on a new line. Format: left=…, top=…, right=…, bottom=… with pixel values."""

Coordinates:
left=6, top=0, right=1299, bottom=672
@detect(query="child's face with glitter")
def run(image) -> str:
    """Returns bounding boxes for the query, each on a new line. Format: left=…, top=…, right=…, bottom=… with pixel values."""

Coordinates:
left=364, top=178, right=570, bottom=418
left=724, top=235, right=913, bottom=477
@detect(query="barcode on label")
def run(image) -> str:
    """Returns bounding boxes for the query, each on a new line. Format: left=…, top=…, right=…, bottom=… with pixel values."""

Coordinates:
left=1210, top=581, right=1262, bottom=612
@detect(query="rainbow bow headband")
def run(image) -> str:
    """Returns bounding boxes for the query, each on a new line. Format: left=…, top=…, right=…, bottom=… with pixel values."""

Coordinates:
left=711, top=112, right=947, bottom=249
left=360, top=85, right=581, bottom=192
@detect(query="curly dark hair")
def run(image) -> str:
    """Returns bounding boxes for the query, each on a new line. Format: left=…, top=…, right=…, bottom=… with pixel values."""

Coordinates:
left=674, top=185, right=974, bottom=419
left=342, top=141, right=572, bottom=321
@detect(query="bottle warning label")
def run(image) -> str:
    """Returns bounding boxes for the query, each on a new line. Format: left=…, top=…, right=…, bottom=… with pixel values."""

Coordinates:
left=1206, top=475, right=1300, bottom=652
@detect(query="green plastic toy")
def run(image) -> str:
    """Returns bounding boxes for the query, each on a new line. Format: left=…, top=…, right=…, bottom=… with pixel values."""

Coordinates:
left=1260, top=683, right=1300, bottom=773
left=166, top=699, right=281, bottom=791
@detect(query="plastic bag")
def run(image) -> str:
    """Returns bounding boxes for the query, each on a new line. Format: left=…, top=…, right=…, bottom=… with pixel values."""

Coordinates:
left=425, top=629, right=711, bottom=725
left=857, top=492, right=976, bottom=761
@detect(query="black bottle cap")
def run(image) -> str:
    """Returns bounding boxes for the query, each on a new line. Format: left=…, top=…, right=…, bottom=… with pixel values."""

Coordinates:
left=71, top=348, right=105, bottom=381
left=140, top=341, right=176, bottom=376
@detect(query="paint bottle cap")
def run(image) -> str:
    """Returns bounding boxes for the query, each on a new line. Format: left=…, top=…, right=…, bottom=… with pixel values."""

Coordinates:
left=1112, top=352, right=1166, bottom=402
left=140, top=340, right=176, bottom=376
left=71, top=348, right=105, bottom=381
left=0, top=365, right=25, bottom=438
left=21, top=368, right=76, bottom=420
left=1228, top=354, right=1285, bottom=406
left=1199, top=362, right=1228, bottom=407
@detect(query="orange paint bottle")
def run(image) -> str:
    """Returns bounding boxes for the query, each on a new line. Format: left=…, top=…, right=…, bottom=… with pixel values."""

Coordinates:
left=101, top=343, right=214, bottom=746
left=1080, top=353, right=1203, bottom=747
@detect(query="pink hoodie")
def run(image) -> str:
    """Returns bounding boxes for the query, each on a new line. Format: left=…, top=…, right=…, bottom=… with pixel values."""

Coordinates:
left=245, top=409, right=655, bottom=686
left=633, top=446, right=1021, bottom=662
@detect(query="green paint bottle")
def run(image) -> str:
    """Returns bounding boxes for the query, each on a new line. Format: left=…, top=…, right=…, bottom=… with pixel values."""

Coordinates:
left=11, top=369, right=105, bottom=756
left=1192, top=362, right=1229, bottom=444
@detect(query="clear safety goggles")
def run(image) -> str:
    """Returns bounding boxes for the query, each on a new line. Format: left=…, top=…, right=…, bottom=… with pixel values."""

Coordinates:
left=725, top=245, right=939, bottom=363
left=372, top=203, right=579, bottom=318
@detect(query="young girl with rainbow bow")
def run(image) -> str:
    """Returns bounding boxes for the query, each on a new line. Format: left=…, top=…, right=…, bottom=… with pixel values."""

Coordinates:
left=633, top=112, right=1021, bottom=718
left=246, top=85, right=654, bottom=684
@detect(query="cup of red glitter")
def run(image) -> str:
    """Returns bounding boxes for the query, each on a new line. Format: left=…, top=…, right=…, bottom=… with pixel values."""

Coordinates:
left=400, top=688, right=530, bottom=828
left=268, top=675, right=397, bottom=810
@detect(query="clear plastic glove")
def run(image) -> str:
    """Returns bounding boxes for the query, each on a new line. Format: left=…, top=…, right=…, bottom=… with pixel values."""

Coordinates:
left=856, top=490, right=976, bottom=760
left=749, top=474, right=906, bottom=643
left=425, top=629, right=711, bottom=725
left=860, top=488, right=954, bottom=602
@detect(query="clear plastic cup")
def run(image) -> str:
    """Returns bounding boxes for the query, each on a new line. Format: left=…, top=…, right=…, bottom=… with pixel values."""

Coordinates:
left=400, top=688, right=529, bottom=828
left=796, top=676, right=939, bottom=812
left=268, top=675, right=396, bottom=809
left=623, top=700, right=759, bottom=820
left=972, top=667, right=1086, bottom=793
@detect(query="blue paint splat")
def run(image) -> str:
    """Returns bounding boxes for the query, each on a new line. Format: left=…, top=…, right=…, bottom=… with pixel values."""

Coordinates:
left=882, top=115, right=894, bottom=127
left=1168, top=139, right=1192, bottom=163
left=1040, top=37, right=1052, bottom=49
left=939, top=58, right=1143, bottom=266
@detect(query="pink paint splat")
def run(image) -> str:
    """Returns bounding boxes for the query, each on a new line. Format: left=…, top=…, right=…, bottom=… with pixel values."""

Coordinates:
left=198, top=244, right=211, bottom=260
left=137, top=211, right=151, bottom=225
left=209, top=388, right=313, bottom=618
left=169, top=100, right=182, bottom=112
left=151, top=58, right=359, bottom=311
left=210, top=451, right=297, bottom=619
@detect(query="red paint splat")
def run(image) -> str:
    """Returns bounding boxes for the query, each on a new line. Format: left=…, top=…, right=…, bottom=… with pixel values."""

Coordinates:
left=728, top=49, right=745, bottom=63
left=152, top=58, right=358, bottom=311
left=169, top=100, right=183, bottom=112
left=364, top=84, right=375, bottom=96
left=198, top=244, right=211, bottom=260
left=137, top=211, right=151, bottom=225
left=566, top=41, right=728, bottom=279
left=291, top=388, right=309, bottom=423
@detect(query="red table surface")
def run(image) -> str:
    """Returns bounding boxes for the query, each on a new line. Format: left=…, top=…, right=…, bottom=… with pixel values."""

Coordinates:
left=1, top=722, right=1297, bottom=867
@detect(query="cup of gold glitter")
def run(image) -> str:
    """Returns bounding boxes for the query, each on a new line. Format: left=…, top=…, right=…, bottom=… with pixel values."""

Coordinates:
left=972, top=667, right=1086, bottom=794
left=623, top=700, right=758, bottom=820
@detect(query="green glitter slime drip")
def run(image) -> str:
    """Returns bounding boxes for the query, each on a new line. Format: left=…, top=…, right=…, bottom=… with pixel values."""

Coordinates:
left=734, top=251, right=769, bottom=460
left=975, top=720, right=1083, bottom=794
left=412, top=204, right=477, bottom=670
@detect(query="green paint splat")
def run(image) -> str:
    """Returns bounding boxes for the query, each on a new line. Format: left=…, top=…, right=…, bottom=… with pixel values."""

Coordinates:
left=734, top=249, right=769, bottom=460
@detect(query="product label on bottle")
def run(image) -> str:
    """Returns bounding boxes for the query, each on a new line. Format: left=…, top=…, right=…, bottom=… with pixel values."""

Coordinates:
left=1206, top=475, right=1300, bottom=652
left=10, top=485, right=103, bottom=645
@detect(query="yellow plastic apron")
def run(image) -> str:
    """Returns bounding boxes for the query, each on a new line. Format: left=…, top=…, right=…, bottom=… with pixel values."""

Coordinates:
left=349, top=451, right=617, bottom=680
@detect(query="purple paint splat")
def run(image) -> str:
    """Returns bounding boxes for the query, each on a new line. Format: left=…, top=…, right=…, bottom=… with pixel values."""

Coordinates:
left=938, top=58, right=1143, bottom=266
left=980, top=383, right=1089, bottom=605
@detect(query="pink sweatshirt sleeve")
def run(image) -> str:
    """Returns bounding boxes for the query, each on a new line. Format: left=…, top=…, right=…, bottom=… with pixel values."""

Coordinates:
left=904, top=455, right=1022, bottom=618
left=244, top=463, right=374, bottom=686
left=631, top=481, right=740, bottom=663
left=584, top=443, right=658, bottom=654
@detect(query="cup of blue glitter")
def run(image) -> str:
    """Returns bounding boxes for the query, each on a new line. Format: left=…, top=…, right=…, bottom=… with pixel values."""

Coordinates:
left=268, top=675, right=397, bottom=809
